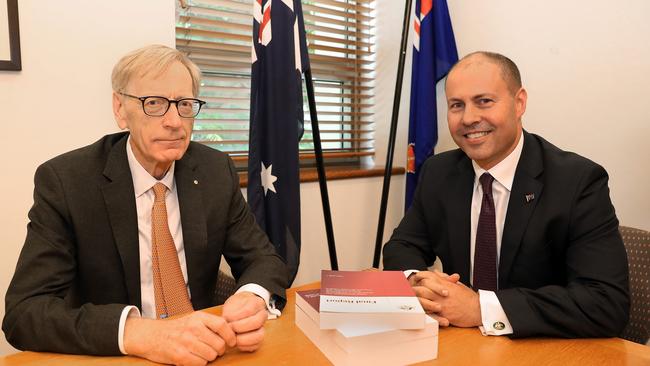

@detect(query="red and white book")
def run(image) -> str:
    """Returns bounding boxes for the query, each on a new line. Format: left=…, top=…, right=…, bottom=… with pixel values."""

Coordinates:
left=295, top=289, right=438, bottom=366
left=319, top=270, right=425, bottom=329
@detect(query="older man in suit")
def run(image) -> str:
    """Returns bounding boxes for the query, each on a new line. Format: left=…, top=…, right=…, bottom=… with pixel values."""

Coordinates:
left=383, top=51, right=629, bottom=338
left=3, top=45, right=288, bottom=366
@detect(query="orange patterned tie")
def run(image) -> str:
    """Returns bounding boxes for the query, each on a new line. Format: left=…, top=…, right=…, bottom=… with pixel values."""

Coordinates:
left=151, top=183, right=193, bottom=318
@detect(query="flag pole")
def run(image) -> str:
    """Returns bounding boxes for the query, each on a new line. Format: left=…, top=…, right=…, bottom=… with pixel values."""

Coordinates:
left=305, top=68, right=339, bottom=270
left=372, top=0, right=414, bottom=268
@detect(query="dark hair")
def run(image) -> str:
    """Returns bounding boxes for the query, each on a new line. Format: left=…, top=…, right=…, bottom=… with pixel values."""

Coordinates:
left=449, top=51, right=522, bottom=94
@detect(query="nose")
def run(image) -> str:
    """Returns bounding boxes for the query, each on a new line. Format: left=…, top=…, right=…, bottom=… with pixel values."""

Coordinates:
left=162, top=103, right=184, bottom=128
left=461, top=104, right=480, bottom=126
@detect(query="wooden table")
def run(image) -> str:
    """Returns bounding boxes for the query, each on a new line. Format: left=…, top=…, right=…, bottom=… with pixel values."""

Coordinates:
left=1, top=282, right=649, bottom=365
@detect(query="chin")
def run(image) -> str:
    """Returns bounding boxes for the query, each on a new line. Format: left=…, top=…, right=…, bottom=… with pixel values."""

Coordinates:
left=158, top=149, right=186, bottom=162
left=463, top=148, right=492, bottom=163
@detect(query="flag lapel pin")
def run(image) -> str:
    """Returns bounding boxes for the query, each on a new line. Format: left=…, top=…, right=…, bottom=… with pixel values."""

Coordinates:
left=525, top=193, right=535, bottom=203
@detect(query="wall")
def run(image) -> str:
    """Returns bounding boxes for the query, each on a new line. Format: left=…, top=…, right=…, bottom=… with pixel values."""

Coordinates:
left=379, top=0, right=650, bottom=230
left=439, top=0, right=650, bottom=229
left=0, top=0, right=175, bottom=354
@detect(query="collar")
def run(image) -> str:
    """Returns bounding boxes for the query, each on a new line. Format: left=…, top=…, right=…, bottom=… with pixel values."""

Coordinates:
left=472, top=131, right=524, bottom=191
left=126, top=136, right=175, bottom=197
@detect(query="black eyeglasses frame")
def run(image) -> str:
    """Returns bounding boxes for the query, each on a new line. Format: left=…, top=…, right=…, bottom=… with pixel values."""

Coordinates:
left=118, top=92, right=206, bottom=118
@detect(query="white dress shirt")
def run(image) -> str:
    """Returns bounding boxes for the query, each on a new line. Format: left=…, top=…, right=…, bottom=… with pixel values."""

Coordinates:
left=470, top=131, right=524, bottom=336
left=117, top=137, right=277, bottom=353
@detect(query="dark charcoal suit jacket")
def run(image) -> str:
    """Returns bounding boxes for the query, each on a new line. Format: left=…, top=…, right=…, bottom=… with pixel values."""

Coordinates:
left=3, top=132, right=288, bottom=355
left=383, top=131, right=629, bottom=338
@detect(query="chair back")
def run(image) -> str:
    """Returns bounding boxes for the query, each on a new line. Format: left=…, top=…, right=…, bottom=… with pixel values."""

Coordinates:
left=619, top=225, right=650, bottom=345
left=214, top=269, right=237, bottom=305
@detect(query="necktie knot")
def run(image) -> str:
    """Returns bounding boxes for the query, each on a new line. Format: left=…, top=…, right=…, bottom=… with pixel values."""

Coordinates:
left=153, top=183, right=167, bottom=202
left=479, top=173, right=494, bottom=197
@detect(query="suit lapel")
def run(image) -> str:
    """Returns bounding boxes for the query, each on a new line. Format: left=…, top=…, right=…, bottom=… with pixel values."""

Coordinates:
left=446, top=157, right=475, bottom=283
left=101, top=135, right=142, bottom=308
left=175, top=148, right=208, bottom=308
left=499, top=132, right=544, bottom=287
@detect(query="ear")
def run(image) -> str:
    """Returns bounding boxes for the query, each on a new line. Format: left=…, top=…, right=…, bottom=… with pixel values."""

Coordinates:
left=514, top=87, right=528, bottom=120
left=112, top=92, right=129, bottom=130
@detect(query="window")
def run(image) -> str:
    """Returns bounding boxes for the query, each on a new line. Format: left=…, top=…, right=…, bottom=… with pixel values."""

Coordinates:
left=176, top=0, right=375, bottom=169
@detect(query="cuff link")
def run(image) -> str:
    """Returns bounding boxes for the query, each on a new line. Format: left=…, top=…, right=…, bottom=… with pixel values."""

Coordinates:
left=493, top=321, right=506, bottom=330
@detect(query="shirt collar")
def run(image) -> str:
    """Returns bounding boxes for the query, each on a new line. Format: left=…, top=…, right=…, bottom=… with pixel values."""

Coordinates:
left=471, top=131, right=524, bottom=191
left=126, top=136, right=175, bottom=197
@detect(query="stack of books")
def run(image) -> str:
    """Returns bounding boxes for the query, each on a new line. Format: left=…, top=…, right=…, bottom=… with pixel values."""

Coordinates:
left=295, top=270, right=438, bottom=365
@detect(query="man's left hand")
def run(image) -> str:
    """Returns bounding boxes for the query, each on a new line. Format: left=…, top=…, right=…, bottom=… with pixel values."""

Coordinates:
left=222, top=292, right=268, bottom=352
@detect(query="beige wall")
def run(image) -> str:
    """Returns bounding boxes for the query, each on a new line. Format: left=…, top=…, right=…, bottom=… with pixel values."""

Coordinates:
left=0, top=0, right=176, bottom=355
left=442, top=0, right=650, bottom=231
left=381, top=0, right=650, bottom=230
left=1, top=0, right=648, bottom=356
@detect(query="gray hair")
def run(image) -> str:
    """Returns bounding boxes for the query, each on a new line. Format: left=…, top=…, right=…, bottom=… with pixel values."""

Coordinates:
left=111, top=44, right=201, bottom=96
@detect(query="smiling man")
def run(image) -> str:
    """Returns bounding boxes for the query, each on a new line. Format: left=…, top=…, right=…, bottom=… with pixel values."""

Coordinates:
left=3, top=45, right=288, bottom=365
left=383, top=51, right=630, bottom=338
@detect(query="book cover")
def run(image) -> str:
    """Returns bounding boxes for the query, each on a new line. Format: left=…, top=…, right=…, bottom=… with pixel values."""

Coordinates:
left=319, top=270, right=425, bottom=329
left=296, top=289, right=320, bottom=322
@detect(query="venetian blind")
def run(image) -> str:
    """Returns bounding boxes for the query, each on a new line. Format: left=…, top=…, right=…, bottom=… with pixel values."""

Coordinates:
left=176, top=0, right=375, bottom=168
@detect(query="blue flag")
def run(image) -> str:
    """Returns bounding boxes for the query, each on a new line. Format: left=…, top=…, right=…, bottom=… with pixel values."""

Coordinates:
left=248, top=0, right=310, bottom=285
left=406, top=0, right=458, bottom=209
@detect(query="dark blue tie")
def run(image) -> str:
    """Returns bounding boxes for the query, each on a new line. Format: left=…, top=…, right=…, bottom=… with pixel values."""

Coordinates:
left=473, top=173, right=498, bottom=291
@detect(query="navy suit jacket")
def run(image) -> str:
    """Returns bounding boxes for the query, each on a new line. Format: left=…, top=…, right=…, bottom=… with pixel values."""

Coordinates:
left=3, top=132, right=288, bottom=355
left=383, top=131, right=629, bottom=338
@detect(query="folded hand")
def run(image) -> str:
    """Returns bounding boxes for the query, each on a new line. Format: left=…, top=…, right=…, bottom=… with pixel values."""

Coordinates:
left=222, top=292, right=268, bottom=352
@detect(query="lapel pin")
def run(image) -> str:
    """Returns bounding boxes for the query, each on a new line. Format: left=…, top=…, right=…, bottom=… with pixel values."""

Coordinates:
left=525, top=193, right=535, bottom=203
left=193, top=180, right=199, bottom=185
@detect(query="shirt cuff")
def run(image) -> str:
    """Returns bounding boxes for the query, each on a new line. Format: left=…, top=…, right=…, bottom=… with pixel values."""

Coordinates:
left=478, top=290, right=513, bottom=336
left=118, top=306, right=141, bottom=355
left=236, top=283, right=281, bottom=319
left=403, top=269, right=420, bottom=278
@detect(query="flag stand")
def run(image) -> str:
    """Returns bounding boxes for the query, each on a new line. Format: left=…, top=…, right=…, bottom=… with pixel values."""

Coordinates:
left=305, top=68, right=339, bottom=270
left=372, top=0, right=414, bottom=268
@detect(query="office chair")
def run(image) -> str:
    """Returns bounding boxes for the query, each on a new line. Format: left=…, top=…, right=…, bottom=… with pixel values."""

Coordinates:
left=214, top=269, right=237, bottom=305
left=619, top=225, right=650, bottom=345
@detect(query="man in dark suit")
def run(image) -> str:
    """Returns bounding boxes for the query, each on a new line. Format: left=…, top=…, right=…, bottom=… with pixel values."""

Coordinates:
left=383, top=51, right=629, bottom=338
left=3, top=45, right=288, bottom=365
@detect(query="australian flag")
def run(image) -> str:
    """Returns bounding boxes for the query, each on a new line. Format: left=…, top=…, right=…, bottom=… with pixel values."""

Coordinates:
left=406, top=0, right=458, bottom=209
left=248, top=0, right=310, bottom=285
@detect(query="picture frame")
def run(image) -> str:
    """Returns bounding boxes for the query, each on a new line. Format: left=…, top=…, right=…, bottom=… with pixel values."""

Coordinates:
left=0, top=0, right=21, bottom=71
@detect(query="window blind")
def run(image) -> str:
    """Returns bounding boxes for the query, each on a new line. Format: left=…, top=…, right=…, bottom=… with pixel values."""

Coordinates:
left=176, top=0, right=375, bottom=168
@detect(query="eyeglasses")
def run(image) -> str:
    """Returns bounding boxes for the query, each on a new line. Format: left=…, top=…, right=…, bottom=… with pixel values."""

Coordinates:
left=119, top=92, right=206, bottom=118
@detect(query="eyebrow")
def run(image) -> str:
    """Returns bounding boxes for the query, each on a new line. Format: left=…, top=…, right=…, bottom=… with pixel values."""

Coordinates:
left=472, top=93, right=496, bottom=99
left=447, top=93, right=495, bottom=102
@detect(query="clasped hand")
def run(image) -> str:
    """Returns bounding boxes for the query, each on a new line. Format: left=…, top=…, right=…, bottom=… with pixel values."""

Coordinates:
left=124, top=291, right=267, bottom=366
left=410, top=270, right=482, bottom=328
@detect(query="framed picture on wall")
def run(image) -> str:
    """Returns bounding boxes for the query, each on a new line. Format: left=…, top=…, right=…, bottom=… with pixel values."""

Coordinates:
left=0, top=0, right=21, bottom=71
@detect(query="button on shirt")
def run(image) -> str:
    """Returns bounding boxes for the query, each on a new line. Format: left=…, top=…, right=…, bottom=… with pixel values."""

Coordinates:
left=470, top=131, right=524, bottom=336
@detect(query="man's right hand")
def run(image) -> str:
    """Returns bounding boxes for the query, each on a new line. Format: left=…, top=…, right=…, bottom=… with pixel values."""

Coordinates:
left=123, top=311, right=237, bottom=366
left=409, top=270, right=461, bottom=327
